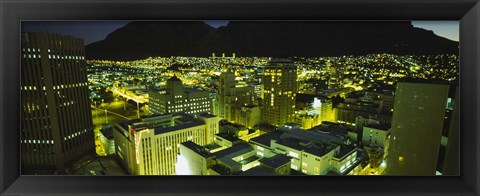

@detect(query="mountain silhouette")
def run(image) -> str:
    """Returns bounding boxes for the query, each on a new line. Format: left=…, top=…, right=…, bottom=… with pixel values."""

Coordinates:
left=85, top=21, right=459, bottom=61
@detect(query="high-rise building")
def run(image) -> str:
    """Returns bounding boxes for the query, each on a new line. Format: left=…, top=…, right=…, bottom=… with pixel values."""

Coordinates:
left=113, top=113, right=220, bottom=175
left=326, top=60, right=341, bottom=90
left=149, top=75, right=211, bottom=115
left=216, top=71, right=254, bottom=124
left=21, top=32, right=95, bottom=174
left=386, top=82, right=458, bottom=175
left=262, top=59, right=297, bottom=127
left=251, top=82, right=264, bottom=99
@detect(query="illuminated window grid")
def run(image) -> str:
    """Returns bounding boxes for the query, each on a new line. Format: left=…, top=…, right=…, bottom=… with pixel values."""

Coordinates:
left=21, top=32, right=94, bottom=174
left=135, top=126, right=208, bottom=175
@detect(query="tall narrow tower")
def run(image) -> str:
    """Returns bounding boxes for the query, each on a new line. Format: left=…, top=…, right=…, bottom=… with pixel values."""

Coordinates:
left=218, top=71, right=237, bottom=122
left=21, top=32, right=95, bottom=174
left=262, top=59, right=297, bottom=127
left=217, top=71, right=254, bottom=123
left=386, top=82, right=457, bottom=175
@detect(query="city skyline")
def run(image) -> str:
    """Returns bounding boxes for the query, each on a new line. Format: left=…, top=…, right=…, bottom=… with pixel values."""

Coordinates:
left=20, top=21, right=459, bottom=176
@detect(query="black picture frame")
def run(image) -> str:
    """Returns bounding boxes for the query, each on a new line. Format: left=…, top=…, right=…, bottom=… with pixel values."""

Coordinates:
left=1, top=0, right=479, bottom=195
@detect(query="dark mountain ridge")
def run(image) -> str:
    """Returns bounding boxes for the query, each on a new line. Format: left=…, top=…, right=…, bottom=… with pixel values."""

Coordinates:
left=86, top=21, right=458, bottom=61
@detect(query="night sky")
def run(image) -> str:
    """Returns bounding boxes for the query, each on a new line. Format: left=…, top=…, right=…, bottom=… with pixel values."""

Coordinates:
left=21, top=20, right=459, bottom=45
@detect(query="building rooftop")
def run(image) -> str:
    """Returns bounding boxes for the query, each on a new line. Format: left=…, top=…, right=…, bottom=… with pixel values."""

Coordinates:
left=173, top=113, right=197, bottom=123
left=279, top=126, right=347, bottom=146
left=214, top=142, right=255, bottom=169
left=333, top=145, right=356, bottom=159
left=216, top=132, right=242, bottom=144
left=239, top=166, right=280, bottom=176
left=238, top=155, right=261, bottom=165
left=249, top=131, right=282, bottom=147
left=276, top=137, right=309, bottom=151
left=117, top=113, right=206, bottom=135
left=214, top=142, right=254, bottom=159
left=204, top=142, right=223, bottom=152
left=259, top=154, right=291, bottom=169
left=117, top=119, right=142, bottom=132
left=181, top=141, right=213, bottom=158
left=154, top=120, right=204, bottom=135
left=310, top=122, right=351, bottom=139
left=304, top=143, right=337, bottom=157
left=220, top=120, right=248, bottom=130
left=197, top=112, right=215, bottom=118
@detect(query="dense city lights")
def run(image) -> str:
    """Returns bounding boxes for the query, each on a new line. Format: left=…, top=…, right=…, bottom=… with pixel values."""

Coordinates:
left=21, top=22, right=459, bottom=176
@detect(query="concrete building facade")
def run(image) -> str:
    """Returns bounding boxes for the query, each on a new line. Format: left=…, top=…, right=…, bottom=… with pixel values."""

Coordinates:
left=262, top=59, right=297, bottom=127
left=113, top=113, right=220, bottom=175
left=216, top=71, right=255, bottom=125
left=386, top=82, right=458, bottom=175
left=149, top=75, right=211, bottom=115
left=21, top=32, right=95, bottom=174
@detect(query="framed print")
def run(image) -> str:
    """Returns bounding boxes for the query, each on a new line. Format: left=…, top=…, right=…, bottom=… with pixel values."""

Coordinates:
left=1, top=0, right=479, bottom=195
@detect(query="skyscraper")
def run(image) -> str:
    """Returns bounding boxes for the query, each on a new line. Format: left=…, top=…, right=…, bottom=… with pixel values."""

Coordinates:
left=216, top=71, right=254, bottom=124
left=21, top=32, right=95, bottom=174
left=217, top=71, right=236, bottom=122
left=262, top=59, right=297, bottom=127
left=386, top=82, right=458, bottom=175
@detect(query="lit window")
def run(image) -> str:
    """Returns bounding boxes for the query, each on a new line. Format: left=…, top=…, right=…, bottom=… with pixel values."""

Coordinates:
left=289, top=151, right=299, bottom=158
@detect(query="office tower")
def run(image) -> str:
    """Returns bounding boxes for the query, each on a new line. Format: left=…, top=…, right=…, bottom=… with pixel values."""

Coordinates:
left=21, top=32, right=95, bottom=174
left=149, top=75, right=211, bottom=115
left=262, top=59, right=297, bottom=127
left=216, top=71, right=254, bottom=124
left=326, top=60, right=341, bottom=90
left=217, top=71, right=236, bottom=121
left=113, top=113, right=220, bottom=175
left=386, top=82, right=458, bottom=175
left=251, top=82, right=264, bottom=99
